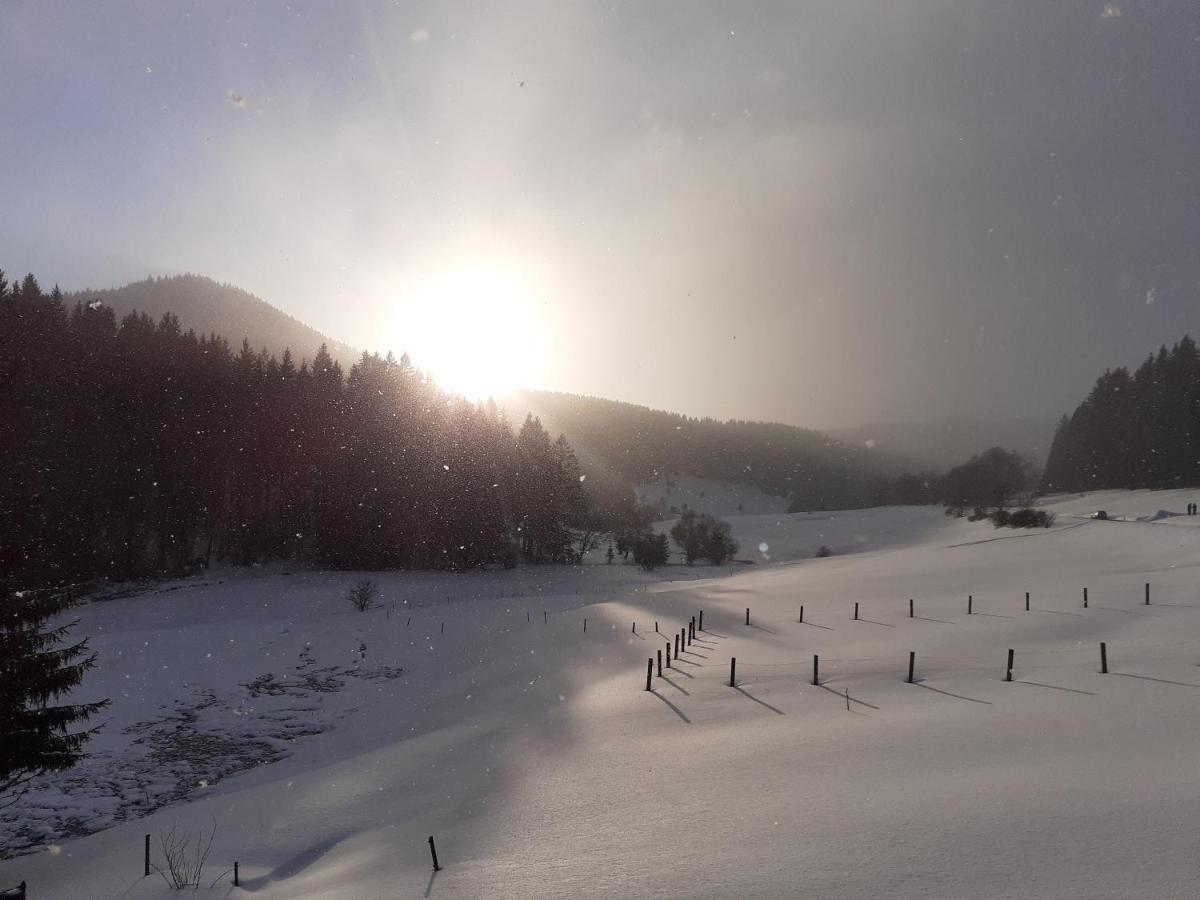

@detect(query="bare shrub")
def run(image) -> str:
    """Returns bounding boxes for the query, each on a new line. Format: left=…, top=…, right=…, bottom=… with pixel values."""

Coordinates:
left=347, top=579, right=379, bottom=612
left=153, top=821, right=217, bottom=889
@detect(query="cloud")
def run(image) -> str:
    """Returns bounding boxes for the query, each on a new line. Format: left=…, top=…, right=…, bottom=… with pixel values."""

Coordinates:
left=225, top=89, right=247, bottom=110
left=1101, top=4, right=1122, bottom=19
left=409, top=27, right=430, bottom=43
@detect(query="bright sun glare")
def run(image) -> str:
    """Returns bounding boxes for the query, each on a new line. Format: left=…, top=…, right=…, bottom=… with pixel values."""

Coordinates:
left=394, top=268, right=547, bottom=401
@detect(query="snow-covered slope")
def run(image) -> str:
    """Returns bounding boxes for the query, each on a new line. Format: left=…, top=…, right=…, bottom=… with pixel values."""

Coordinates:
left=6, top=490, right=1200, bottom=898
left=636, top=475, right=791, bottom=518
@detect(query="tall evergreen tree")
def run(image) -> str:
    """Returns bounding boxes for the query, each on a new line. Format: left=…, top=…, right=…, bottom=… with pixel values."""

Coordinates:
left=0, top=587, right=108, bottom=806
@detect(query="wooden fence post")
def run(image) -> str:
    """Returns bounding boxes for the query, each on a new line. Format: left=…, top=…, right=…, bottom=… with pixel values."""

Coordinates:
left=144, top=833, right=151, bottom=877
left=968, top=595, right=973, bottom=615
left=1100, top=641, right=1107, bottom=674
left=234, top=862, right=240, bottom=887
left=646, top=658, right=653, bottom=691
left=853, top=602, right=858, bottom=620
left=729, top=657, right=737, bottom=687
left=1083, top=587, right=1088, bottom=609
left=543, top=610, right=547, bottom=624
left=906, top=651, right=915, bottom=684
left=657, top=649, right=663, bottom=676
left=632, top=621, right=636, bottom=634
left=666, top=642, right=672, bottom=668
left=1025, top=592, right=1029, bottom=612
left=909, top=598, right=913, bottom=618
left=429, top=835, right=441, bottom=871
left=812, top=654, right=819, bottom=685
left=675, top=633, right=680, bottom=656
left=1005, top=648, right=1014, bottom=682
left=799, top=605, right=804, bottom=623
left=583, top=618, right=587, bottom=633
left=1145, top=583, right=1150, bottom=606
left=746, top=607, right=750, bottom=626
left=699, top=610, right=704, bottom=631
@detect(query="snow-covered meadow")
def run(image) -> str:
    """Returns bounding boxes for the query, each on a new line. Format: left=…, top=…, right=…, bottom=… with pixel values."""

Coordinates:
left=6, top=489, right=1200, bottom=898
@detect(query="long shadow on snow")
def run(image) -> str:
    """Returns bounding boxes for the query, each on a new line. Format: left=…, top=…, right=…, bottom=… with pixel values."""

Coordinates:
left=239, top=831, right=356, bottom=891
left=648, top=689, right=692, bottom=724
left=730, top=684, right=785, bottom=715
left=1093, top=606, right=1160, bottom=618
left=912, top=681, right=991, bottom=705
left=816, top=683, right=880, bottom=710
left=1114, top=672, right=1200, bottom=688
left=660, top=676, right=690, bottom=695
left=1015, top=680, right=1095, bottom=697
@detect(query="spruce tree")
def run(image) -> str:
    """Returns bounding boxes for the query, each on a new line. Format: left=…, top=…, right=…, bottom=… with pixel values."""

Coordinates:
left=0, top=587, right=109, bottom=806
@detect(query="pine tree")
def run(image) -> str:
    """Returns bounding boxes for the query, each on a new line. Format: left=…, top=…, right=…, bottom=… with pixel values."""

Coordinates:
left=0, top=587, right=109, bottom=807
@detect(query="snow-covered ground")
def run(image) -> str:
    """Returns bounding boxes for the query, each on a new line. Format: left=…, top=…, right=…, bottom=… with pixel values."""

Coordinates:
left=636, top=475, right=791, bottom=518
left=6, top=489, right=1200, bottom=898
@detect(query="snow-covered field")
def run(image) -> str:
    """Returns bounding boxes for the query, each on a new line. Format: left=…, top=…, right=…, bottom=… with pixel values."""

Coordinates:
left=6, top=489, right=1200, bottom=898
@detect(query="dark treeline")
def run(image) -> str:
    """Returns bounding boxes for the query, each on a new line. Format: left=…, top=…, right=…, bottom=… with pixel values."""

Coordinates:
left=513, top=390, right=928, bottom=511
left=1042, top=336, right=1200, bottom=493
left=0, top=271, right=603, bottom=591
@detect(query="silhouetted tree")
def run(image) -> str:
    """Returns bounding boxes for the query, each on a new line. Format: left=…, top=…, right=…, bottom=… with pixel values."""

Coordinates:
left=0, top=587, right=109, bottom=807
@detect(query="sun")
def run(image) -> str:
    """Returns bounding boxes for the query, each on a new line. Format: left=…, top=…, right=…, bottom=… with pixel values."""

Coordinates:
left=392, top=268, right=547, bottom=400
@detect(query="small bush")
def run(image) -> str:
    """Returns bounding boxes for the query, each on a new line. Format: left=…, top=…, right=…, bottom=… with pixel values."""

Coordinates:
left=632, top=532, right=670, bottom=570
left=153, top=821, right=218, bottom=890
left=989, top=507, right=1055, bottom=529
left=347, top=579, right=379, bottom=612
left=815, top=545, right=832, bottom=558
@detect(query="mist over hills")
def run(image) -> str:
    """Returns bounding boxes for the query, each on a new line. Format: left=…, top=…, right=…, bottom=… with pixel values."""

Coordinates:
left=60, top=273, right=929, bottom=507
left=65, top=275, right=359, bottom=371
left=504, top=390, right=910, bottom=510
left=829, top=417, right=1058, bottom=472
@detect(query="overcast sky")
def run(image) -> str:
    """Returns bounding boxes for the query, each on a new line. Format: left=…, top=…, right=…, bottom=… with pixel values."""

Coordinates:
left=3, top=1, right=1199, bottom=428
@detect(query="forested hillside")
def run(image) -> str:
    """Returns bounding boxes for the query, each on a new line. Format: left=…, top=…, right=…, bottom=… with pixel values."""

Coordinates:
left=64, top=274, right=359, bottom=372
left=508, top=390, right=911, bottom=511
left=0, top=271, right=594, bottom=589
left=1042, top=336, right=1200, bottom=492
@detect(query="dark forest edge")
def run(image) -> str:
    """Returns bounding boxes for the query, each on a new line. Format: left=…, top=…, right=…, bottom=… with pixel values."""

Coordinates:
left=3, top=267, right=1072, bottom=593
left=0, top=271, right=635, bottom=592
left=1042, top=336, right=1200, bottom=493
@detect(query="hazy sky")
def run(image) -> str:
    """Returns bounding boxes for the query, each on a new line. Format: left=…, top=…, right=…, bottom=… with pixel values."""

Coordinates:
left=3, top=1, right=1199, bottom=428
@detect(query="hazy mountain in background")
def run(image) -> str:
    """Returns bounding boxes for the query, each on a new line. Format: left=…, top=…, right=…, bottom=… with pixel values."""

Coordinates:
left=505, top=390, right=912, bottom=510
left=829, top=417, right=1058, bottom=472
left=59, top=272, right=922, bottom=507
left=64, top=275, right=359, bottom=370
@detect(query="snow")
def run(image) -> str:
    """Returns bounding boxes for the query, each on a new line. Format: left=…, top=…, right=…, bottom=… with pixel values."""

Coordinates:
left=6, top=489, right=1200, bottom=897
left=636, top=475, right=791, bottom=518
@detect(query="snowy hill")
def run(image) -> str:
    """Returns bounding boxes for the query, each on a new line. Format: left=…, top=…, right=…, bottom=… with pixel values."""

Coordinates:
left=7, top=489, right=1200, bottom=897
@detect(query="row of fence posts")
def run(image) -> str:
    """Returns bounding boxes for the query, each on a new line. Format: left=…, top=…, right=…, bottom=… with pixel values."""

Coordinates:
left=782, top=583, right=1153, bottom=626
left=714, top=642, right=1116, bottom=692
left=646, top=610, right=705, bottom=691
